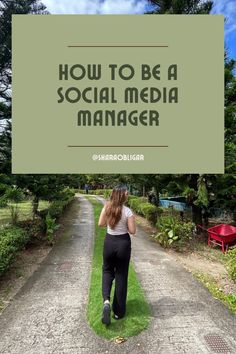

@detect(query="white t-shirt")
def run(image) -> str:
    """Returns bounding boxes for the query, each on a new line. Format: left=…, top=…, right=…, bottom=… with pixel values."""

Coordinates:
left=106, top=205, right=133, bottom=235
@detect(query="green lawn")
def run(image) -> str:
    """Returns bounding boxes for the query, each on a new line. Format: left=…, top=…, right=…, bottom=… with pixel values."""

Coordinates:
left=86, top=196, right=151, bottom=340
left=0, top=200, right=50, bottom=225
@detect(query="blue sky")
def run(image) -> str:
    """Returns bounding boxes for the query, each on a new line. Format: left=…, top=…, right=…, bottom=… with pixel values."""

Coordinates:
left=42, top=0, right=236, bottom=60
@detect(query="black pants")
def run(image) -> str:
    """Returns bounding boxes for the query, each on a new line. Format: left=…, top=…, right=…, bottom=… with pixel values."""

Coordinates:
left=102, top=232, right=131, bottom=318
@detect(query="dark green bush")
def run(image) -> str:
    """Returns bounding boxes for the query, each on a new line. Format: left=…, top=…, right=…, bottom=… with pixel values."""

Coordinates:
left=17, top=219, right=44, bottom=244
left=0, top=226, right=29, bottom=276
left=39, top=188, right=75, bottom=221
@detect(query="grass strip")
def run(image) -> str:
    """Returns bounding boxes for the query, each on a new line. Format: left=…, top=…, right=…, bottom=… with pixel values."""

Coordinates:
left=0, top=200, right=50, bottom=225
left=193, top=271, right=236, bottom=314
left=86, top=196, right=151, bottom=340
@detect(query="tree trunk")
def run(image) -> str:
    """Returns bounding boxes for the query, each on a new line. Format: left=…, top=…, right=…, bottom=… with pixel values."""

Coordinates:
left=32, top=195, right=39, bottom=217
left=142, top=185, right=145, bottom=197
left=233, top=211, right=236, bottom=223
left=154, top=186, right=160, bottom=206
left=192, top=204, right=202, bottom=229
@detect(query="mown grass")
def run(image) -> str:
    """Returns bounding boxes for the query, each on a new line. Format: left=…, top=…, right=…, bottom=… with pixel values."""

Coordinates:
left=86, top=196, right=151, bottom=340
left=0, top=200, right=50, bottom=225
left=193, top=271, right=236, bottom=314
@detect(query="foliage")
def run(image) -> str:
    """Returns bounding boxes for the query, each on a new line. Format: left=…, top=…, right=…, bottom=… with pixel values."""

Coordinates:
left=183, top=186, right=196, bottom=205
left=4, top=187, right=25, bottom=203
left=194, top=176, right=208, bottom=208
left=128, top=196, right=147, bottom=213
left=45, top=213, right=60, bottom=245
left=9, top=204, right=19, bottom=225
left=138, top=203, right=158, bottom=223
left=0, top=195, right=8, bottom=208
left=17, top=218, right=44, bottom=244
left=147, top=0, right=213, bottom=14
left=194, top=271, right=236, bottom=314
left=89, top=189, right=113, bottom=199
left=0, top=1, right=49, bottom=174
left=39, top=188, right=75, bottom=220
left=0, top=186, right=25, bottom=210
left=127, top=195, right=162, bottom=223
left=225, top=246, right=236, bottom=282
left=0, top=226, right=29, bottom=276
left=154, top=215, right=194, bottom=248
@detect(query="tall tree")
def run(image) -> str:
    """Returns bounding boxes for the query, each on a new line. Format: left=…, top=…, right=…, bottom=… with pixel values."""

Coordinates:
left=207, top=56, right=236, bottom=221
left=0, top=0, right=48, bottom=103
left=0, top=0, right=49, bottom=174
left=224, top=56, right=236, bottom=174
left=146, top=0, right=214, bottom=224
left=148, top=0, right=213, bottom=14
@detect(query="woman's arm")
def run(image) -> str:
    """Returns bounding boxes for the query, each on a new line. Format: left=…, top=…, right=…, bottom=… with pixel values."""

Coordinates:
left=127, top=215, right=136, bottom=235
left=98, top=206, right=107, bottom=227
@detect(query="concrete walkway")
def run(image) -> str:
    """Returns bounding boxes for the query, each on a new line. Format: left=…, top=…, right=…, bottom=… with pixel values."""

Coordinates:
left=0, top=194, right=235, bottom=353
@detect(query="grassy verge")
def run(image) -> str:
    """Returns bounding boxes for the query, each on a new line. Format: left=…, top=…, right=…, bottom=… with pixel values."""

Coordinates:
left=193, top=271, right=236, bottom=314
left=0, top=200, right=50, bottom=226
left=86, top=196, right=151, bottom=340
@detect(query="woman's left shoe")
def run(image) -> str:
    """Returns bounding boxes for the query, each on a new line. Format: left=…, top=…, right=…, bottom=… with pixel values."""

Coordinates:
left=102, top=303, right=111, bottom=325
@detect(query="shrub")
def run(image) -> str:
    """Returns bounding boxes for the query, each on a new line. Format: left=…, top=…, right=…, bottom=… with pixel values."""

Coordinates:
left=0, top=195, right=8, bottom=208
left=5, top=187, right=25, bottom=203
left=126, top=195, right=162, bottom=224
left=45, top=213, right=60, bottom=245
left=39, top=188, right=75, bottom=220
left=0, top=226, right=29, bottom=276
left=225, top=246, right=236, bottom=282
left=91, top=189, right=112, bottom=198
left=103, top=189, right=112, bottom=199
left=128, top=197, right=146, bottom=213
left=78, top=189, right=86, bottom=194
left=154, top=215, right=194, bottom=249
left=9, top=204, right=20, bottom=225
left=17, top=218, right=44, bottom=244
left=139, top=203, right=158, bottom=223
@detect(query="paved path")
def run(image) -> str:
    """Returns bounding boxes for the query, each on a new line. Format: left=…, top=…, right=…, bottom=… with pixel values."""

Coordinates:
left=0, top=194, right=235, bottom=354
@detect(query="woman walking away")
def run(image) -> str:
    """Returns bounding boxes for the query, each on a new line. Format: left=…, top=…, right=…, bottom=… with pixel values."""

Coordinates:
left=98, top=185, right=136, bottom=325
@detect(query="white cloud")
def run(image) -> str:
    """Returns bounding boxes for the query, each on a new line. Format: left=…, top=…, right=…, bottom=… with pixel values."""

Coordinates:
left=42, top=0, right=152, bottom=15
left=212, top=0, right=236, bottom=37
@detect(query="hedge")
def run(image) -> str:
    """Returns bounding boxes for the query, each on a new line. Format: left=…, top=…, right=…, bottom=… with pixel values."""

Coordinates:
left=79, top=190, right=162, bottom=224
left=78, top=189, right=112, bottom=199
left=0, top=226, right=29, bottom=276
left=39, top=188, right=76, bottom=220
left=127, top=196, right=163, bottom=223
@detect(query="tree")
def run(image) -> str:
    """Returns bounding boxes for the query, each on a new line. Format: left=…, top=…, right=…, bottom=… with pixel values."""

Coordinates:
left=224, top=56, right=236, bottom=174
left=0, top=0, right=49, bottom=175
left=0, top=2, right=81, bottom=213
left=0, top=0, right=48, bottom=102
left=147, top=0, right=213, bottom=14
left=14, top=174, right=72, bottom=216
left=0, top=116, right=11, bottom=173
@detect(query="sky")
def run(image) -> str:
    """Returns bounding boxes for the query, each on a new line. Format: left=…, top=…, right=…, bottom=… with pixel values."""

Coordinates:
left=212, top=0, right=236, bottom=60
left=42, top=0, right=236, bottom=60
